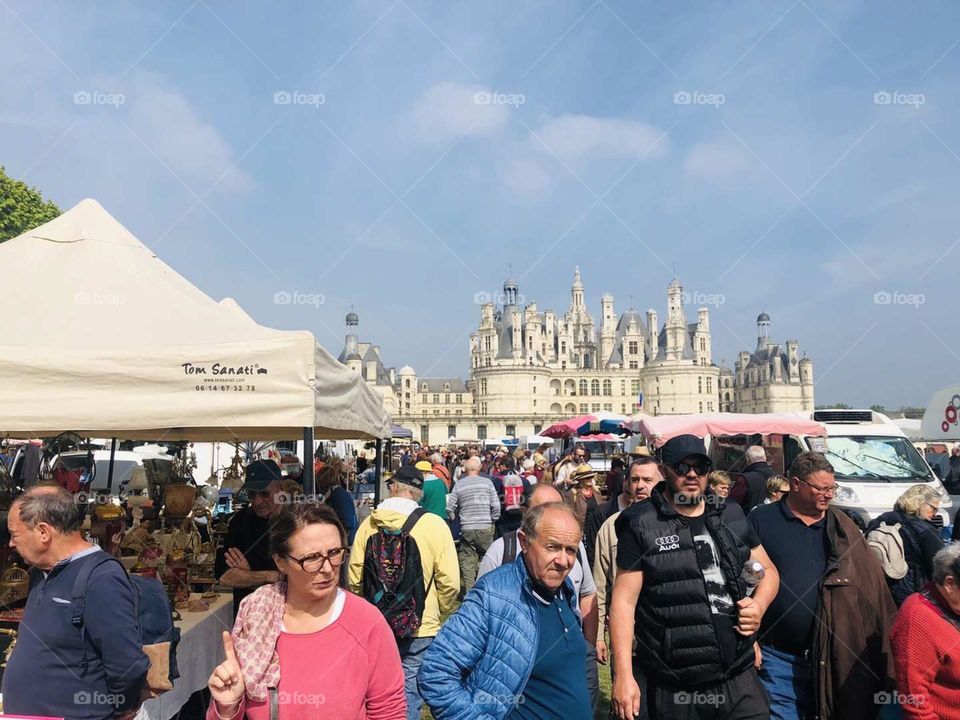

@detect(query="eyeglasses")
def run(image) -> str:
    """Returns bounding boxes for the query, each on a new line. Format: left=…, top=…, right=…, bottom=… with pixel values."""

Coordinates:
left=672, top=459, right=711, bottom=476
left=924, top=501, right=941, bottom=513
left=285, top=547, right=348, bottom=573
left=796, top=477, right=838, bottom=495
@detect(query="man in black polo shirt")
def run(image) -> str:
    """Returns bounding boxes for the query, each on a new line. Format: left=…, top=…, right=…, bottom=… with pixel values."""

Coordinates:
left=610, top=435, right=780, bottom=720
left=215, top=459, right=284, bottom=614
left=748, top=452, right=896, bottom=720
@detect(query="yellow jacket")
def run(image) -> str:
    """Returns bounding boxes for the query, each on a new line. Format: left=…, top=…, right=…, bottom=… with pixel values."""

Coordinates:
left=348, top=497, right=460, bottom=638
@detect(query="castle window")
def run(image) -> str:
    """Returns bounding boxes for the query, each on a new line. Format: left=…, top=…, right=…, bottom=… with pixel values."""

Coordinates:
left=580, top=404, right=588, bottom=413
left=579, top=380, right=588, bottom=395
left=444, top=383, right=450, bottom=391
left=706, top=378, right=712, bottom=394
left=422, top=394, right=428, bottom=404
left=631, top=380, right=640, bottom=395
left=603, top=403, right=612, bottom=411
left=456, top=394, right=463, bottom=403
left=591, top=379, right=600, bottom=396
left=445, top=394, right=450, bottom=404
left=505, top=425, right=516, bottom=437
left=478, top=425, right=487, bottom=440
left=433, top=394, right=440, bottom=404
left=629, top=361, right=638, bottom=369
left=628, top=341, right=638, bottom=354
left=404, top=379, right=410, bottom=388
left=603, top=379, right=612, bottom=396
left=591, top=403, right=601, bottom=412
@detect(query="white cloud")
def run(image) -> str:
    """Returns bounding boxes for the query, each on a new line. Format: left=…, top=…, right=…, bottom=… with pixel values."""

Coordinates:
left=411, top=81, right=511, bottom=144
left=124, top=71, right=253, bottom=193
left=684, top=142, right=751, bottom=180
left=532, top=114, right=668, bottom=161
left=501, top=158, right=553, bottom=199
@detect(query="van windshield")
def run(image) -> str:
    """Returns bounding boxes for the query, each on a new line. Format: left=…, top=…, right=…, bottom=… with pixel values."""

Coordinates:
left=576, top=441, right=622, bottom=456
left=823, top=436, right=932, bottom=482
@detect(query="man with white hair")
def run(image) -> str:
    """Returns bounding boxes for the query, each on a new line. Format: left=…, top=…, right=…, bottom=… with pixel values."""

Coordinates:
left=447, top=455, right=500, bottom=593
left=730, top=445, right=775, bottom=514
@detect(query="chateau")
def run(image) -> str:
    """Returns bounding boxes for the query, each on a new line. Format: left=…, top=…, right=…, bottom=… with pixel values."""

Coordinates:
left=338, top=270, right=814, bottom=445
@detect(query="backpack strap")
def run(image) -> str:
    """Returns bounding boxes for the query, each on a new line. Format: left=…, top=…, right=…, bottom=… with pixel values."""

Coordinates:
left=502, top=531, right=518, bottom=565
left=70, top=550, right=126, bottom=628
left=400, top=507, right=427, bottom=535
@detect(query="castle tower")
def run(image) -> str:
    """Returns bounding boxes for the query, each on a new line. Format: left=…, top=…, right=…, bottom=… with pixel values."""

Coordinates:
left=571, top=266, right=584, bottom=310
left=665, top=278, right=686, bottom=361
left=757, top=312, right=771, bottom=348
left=600, top=293, right=615, bottom=366
left=647, top=309, right=659, bottom=356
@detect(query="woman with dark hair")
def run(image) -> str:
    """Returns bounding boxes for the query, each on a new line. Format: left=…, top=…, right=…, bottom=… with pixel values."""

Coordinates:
left=207, top=503, right=405, bottom=720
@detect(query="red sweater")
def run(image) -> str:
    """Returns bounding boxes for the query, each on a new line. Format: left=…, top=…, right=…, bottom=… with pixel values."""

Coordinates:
left=207, top=592, right=406, bottom=720
left=890, top=589, right=960, bottom=720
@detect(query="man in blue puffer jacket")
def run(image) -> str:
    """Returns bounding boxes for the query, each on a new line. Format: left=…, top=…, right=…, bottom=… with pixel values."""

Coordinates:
left=417, top=501, right=592, bottom=720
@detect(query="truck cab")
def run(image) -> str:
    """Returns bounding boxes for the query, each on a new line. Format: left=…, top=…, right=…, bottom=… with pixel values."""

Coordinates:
left=796, top=409, right=952, bottom=529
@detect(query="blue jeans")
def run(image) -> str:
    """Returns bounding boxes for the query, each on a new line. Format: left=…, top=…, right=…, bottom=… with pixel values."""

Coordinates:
left=758, top=645, right=813, bottom=720
left=397, top=636, right=433, bottom=720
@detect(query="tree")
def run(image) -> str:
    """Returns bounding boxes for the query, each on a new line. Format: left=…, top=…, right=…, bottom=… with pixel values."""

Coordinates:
left=870, top=404, right=887, bottom=414
left=815, top=403, right=851, bottom=410
left=0, top=166, right=61, bottom=243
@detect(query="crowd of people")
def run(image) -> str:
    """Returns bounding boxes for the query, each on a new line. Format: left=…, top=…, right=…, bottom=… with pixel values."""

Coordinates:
left=4, top=437, right=960, bottom=720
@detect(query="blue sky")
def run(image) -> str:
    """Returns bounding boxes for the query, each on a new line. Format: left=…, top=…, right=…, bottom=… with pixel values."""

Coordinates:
left=3, top=0, right=959, bottom=408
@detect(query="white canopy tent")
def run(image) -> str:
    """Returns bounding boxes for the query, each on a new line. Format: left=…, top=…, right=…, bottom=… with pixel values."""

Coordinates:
left=0, top=199, right=391, bottom=447
left=922, top=384, right=960, bottom=441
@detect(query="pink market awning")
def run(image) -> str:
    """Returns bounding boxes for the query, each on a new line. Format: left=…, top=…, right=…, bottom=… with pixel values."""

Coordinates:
left=624, top=412, right=827, bottom=448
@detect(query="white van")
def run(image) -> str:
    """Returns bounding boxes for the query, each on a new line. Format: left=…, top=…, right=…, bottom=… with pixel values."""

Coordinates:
left=795, top=409, right=952, bottom=529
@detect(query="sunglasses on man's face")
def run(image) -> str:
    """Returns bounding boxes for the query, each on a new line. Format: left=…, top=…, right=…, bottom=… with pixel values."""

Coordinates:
left=672, top=459, right=711, bottom=477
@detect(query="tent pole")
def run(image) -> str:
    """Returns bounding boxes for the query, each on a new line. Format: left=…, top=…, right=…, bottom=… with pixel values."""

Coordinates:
left=302, top=427, right=315, bottom=496
left=106, top=438, right=117, bottom=494
left=374, top=439, right=384, bottom=506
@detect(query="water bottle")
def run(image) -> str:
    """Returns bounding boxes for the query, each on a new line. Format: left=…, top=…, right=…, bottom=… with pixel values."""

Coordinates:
left=741, top=560, right=765, bottom=597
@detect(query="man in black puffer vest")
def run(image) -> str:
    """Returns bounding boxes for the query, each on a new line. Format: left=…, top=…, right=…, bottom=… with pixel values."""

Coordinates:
left=609, top=435, right=780, bottom=720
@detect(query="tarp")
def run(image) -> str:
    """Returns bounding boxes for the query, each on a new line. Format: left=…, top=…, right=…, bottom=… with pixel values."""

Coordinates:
left=0, top=199, right=391, bottom=441
left=625, top=412, right=827, bottom=447
left=543, top=411, right=628, bottom=439
left=921, top=385, right=960, bottom=440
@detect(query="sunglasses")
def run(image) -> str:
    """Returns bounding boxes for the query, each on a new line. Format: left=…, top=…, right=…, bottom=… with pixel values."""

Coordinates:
left=672, top=459, right=711, bottom=476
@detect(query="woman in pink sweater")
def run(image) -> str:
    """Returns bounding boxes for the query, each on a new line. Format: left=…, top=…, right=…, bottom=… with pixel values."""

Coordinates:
left=207, top=503, right=405, bottom=720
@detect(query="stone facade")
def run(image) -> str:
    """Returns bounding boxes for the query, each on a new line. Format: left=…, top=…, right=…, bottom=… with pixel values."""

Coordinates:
left=338, top=272, right=814, bottom=444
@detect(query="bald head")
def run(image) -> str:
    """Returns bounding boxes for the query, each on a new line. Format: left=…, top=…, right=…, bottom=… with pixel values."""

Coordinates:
left=528, top=483, right=562, bottom=509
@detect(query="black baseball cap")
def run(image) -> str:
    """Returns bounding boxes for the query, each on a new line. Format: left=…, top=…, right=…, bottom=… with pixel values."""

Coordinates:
left=242, top=459, right=283, bottom=491
left=392, top=463, right=424, bottom=490
left=661, top=435, right=710, bottom=468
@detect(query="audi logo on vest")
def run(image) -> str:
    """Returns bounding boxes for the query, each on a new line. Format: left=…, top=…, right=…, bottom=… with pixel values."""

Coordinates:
left=655, top=534, right=681, bottom=552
